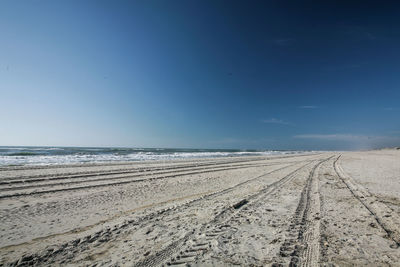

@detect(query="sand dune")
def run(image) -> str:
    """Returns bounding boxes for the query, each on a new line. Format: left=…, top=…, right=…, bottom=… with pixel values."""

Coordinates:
left=0, top=151, right=399, bottom=266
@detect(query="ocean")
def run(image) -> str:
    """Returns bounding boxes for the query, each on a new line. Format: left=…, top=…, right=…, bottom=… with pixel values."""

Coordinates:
left=0, top=146, right=304, bottom=166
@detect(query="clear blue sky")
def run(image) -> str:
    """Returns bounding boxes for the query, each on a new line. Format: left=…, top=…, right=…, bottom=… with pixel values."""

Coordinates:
left=1, top=0, right=399, bottom=150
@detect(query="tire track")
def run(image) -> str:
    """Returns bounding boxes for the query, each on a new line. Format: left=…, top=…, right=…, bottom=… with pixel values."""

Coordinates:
left=0, top=155, right=319, bottom=185
left=0, top=157, right=263, bottom=172
left=0, top=153, right=319, bottom=172
left=5, top=158, right=317, bottom=266
left=0, top=161, right=303, bottom=199
left=134, top=157, right=330, bottom=267
left=0, top=161, right=306, bottom=192
left=334, top=155, right=400, bottom=248
left=0, top=157, right=271, bottom=183
left=278, top=156, right=334, bottom=267
left=163, top=158, right=331, bottom=267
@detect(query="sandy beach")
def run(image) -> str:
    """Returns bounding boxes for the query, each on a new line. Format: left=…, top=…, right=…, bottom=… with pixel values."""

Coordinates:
left=0, top=150, right=399, bottom=266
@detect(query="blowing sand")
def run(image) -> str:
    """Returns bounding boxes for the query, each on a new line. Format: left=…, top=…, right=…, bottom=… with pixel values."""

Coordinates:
left=0, top=151, right=399, bottom=266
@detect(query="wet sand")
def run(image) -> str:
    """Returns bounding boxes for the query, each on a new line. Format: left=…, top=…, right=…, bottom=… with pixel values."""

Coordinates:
left=0, top=150, right=399, bottom=266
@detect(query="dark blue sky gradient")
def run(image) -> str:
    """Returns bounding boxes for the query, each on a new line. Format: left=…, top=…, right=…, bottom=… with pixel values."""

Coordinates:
left=1, top=1, right=399, bottom=150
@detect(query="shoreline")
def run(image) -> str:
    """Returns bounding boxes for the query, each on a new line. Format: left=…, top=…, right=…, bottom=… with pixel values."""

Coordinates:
left=0, top=147, right=311, bottom=167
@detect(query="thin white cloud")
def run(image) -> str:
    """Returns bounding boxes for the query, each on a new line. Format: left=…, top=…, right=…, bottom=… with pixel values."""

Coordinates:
left=299, top=105, right=317, bottom=109
left=293, top=134, right=400, bottom=149
left=366, top=32, right=376, bottom=40
left=294, top=134, right=368, bottom=141
left=262, top=118, right=292, bottom=125
left=344, top=26, right=377, bottom=41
